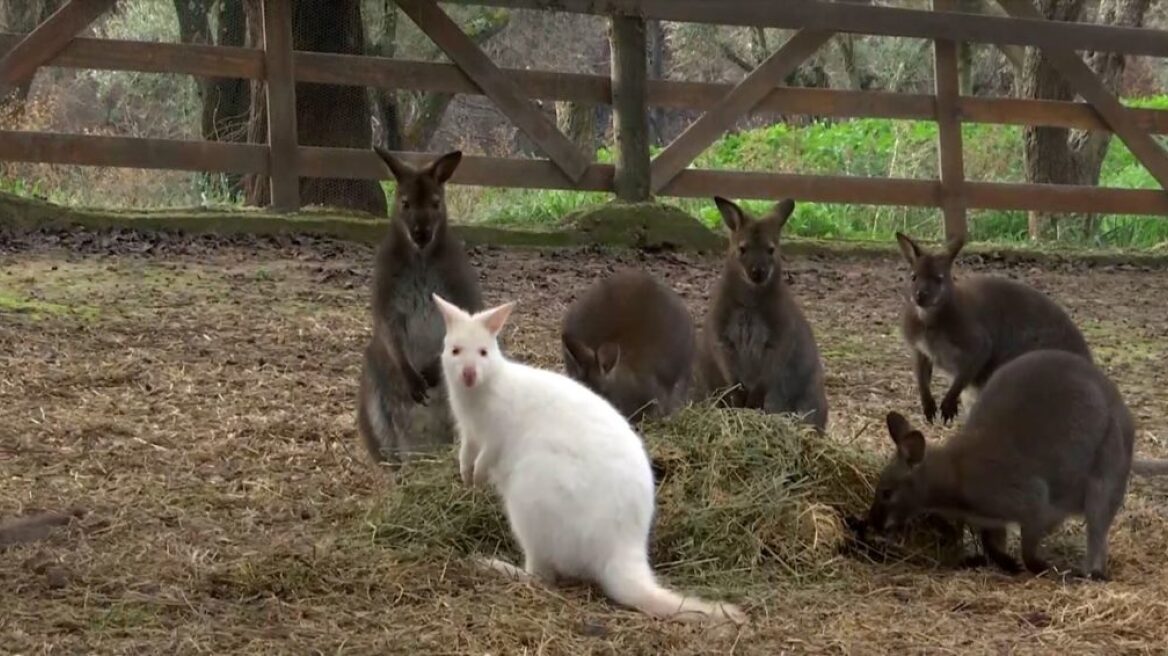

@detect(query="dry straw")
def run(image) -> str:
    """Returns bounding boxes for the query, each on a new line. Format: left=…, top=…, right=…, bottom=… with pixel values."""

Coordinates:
left=374, top=404, right=964, bottom=593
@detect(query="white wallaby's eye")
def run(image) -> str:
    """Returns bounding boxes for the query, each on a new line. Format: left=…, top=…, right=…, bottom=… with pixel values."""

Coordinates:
left=479, top=348, right=488, bottom=357
left=737, top=245, right=747, bottom=255
left=910, top=273, right=917, bottom=282
left=452, top=346, right=462, bottom=356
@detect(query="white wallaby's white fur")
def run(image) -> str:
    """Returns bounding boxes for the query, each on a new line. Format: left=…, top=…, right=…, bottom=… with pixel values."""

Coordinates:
left=432, top=294, right=745, bottom=625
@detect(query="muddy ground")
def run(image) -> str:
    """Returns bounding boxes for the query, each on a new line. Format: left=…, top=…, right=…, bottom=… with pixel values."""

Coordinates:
left=2, top=228, right=1168, bottom=654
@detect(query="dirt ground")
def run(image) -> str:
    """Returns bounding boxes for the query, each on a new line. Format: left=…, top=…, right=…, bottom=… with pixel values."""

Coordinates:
left=3, top=228, right=1168, bottom=655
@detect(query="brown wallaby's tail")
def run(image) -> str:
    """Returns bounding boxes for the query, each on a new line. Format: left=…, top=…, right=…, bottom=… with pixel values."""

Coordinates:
left=0, top=509, right=84, bottom=549
left=357, top=354, right=399, bottom=463
left=1132, top=458, right=1168, bottom=477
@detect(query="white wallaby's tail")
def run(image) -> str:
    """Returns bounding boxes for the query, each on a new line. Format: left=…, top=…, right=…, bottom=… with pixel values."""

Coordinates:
left=1132, top=458, right=1168, bottom=477
left=599, top=553, right=745, bottom=624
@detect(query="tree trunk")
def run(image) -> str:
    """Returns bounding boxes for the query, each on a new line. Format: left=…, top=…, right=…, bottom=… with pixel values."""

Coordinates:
left=837, top=34, right=864, bottom=90
left=955, top=0, right=981, bottom=95
left=555, top=102, right=597, bottom=156
left=646, top=19, right=667, bottom=145
left=1020, top=0, right=1149, bottom=241
left=174, top=0, right=249, bottom=194
left=366, top=6, right=508, bottom=152
left=243, top=0, right=387, bottom=215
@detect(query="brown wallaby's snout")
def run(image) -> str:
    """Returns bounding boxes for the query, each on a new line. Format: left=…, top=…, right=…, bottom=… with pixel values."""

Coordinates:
left=866, top=411, right=927, bottom=533
left=715, top=196, right=794, bottom=287
left=895, top=232, right=964, bottom=310
left=375, top=147, right=463, bottom=250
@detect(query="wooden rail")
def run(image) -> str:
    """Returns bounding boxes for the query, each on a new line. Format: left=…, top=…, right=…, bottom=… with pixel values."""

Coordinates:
left=0, top=0, right=1166, bottom=240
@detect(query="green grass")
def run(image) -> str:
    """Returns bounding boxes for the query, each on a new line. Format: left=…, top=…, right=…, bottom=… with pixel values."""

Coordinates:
left=454, top=95, right=1168, bottom=248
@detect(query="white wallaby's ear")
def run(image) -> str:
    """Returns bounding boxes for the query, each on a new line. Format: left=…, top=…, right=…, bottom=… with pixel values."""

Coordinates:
left=432, top=294, right=469, bottom=327
left=477, top=301, right=516, bottom=336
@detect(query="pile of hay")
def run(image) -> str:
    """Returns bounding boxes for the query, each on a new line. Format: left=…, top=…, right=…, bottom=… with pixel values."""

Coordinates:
left=374, top=405, right=962, bottom=587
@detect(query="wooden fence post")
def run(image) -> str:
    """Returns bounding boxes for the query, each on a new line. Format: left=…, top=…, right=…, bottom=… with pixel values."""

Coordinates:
left=932, top=0, right=968, bottom=241
left=610, top=15, right=650, bottom=203
left=261, top=0, right=300, bottom=212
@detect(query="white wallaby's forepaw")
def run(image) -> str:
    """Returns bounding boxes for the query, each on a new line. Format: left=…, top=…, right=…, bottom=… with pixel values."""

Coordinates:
left=473, top=556, right=531, bottom=581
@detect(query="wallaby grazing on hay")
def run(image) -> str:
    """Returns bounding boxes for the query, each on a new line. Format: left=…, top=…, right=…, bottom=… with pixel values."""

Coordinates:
left=356, top=148, right=483, bottom=464
left=433, top=294, right=745, bottom=625
left=895, top=232, right=1091, bottom=425
left=562, top=268, right=696, bottom=422
left=696, top=197, right=827, bottom=433
left=867, top=350, right=1140, bottom=580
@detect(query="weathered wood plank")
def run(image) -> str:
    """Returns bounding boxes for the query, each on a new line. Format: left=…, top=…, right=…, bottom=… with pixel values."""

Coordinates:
left=0, top=33, right=264, bottom=79
left=0, top=130, right=269, bottom=173
left=394, top=0, right=590, bottom=182
left=998, top=0, right=1168, bottom=192
left=262, top=0, right=300, bottom=212
left=0, top=0, right=118, bottom=98
left=5, top=130, right=1165, bottom=217
left=610, top=15, right=650, bottom=202
left=441, top=0, right=1168, bottom=58
left=932, top=0, right=967, bottom=240
left=298, top=147, right=614, bottom=191
left=3, top=34, right=1165, bottom=136
left=295, top=52, right=1168, bottom=134
left=650, top=29, right=833, bottom=193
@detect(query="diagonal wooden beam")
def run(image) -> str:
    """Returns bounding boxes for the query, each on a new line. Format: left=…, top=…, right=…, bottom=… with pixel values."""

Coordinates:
left=0, top=0, right=118, bottom=99
left=393, top=0, right=590, bottom=183
left=650, top=30, right=834, bottom=195
left=997, top=0, right=1168, bottom=192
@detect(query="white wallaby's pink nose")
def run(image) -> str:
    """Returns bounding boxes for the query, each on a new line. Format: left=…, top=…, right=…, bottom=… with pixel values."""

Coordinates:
left=461, top=366, right=477, bottom=388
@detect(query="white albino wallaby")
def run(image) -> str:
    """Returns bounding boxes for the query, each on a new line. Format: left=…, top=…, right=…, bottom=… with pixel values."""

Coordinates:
left=432, top=294, right=745, bottom=625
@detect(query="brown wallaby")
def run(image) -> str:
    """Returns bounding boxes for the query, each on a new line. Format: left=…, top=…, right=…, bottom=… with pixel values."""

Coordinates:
left=896, top=232, right=1091, bottom=425
left=868, top=349, right=1135, bottom=580
left=562, top=268, right=695, bottom=422
left=357, top=148, right=483, bottom=463
left=696, top=197, right=828, bottom=432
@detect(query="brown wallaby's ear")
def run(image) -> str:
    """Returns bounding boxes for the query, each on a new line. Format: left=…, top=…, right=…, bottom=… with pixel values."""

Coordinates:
left=897, top=430, right=926, bottom=467
left=770, top=198, right=796, bottom=232
left=885, top=411, right=913, bottom=441
left=894, top=232, right=923, bottom=267
left=597, top=343, right=621, bottom=376
left=714, top=196, right=749, bottom=233
left=945, top=233, right=967, bottom=262
left=562, top=335, right=595, bottom=371
left=425, top=150, right=463, bottom=185
left=375, top=146, right=414, bottom=182
left=477, top=301, right=516, bottom=337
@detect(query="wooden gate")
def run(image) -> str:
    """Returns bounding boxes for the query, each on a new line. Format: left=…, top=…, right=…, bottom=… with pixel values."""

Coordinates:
left=2, top=0, right=1167, bottom=239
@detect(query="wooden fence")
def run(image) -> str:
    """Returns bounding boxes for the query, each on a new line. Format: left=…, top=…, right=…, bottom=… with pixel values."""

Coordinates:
left=2, top=0, right=1168, bottom=239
